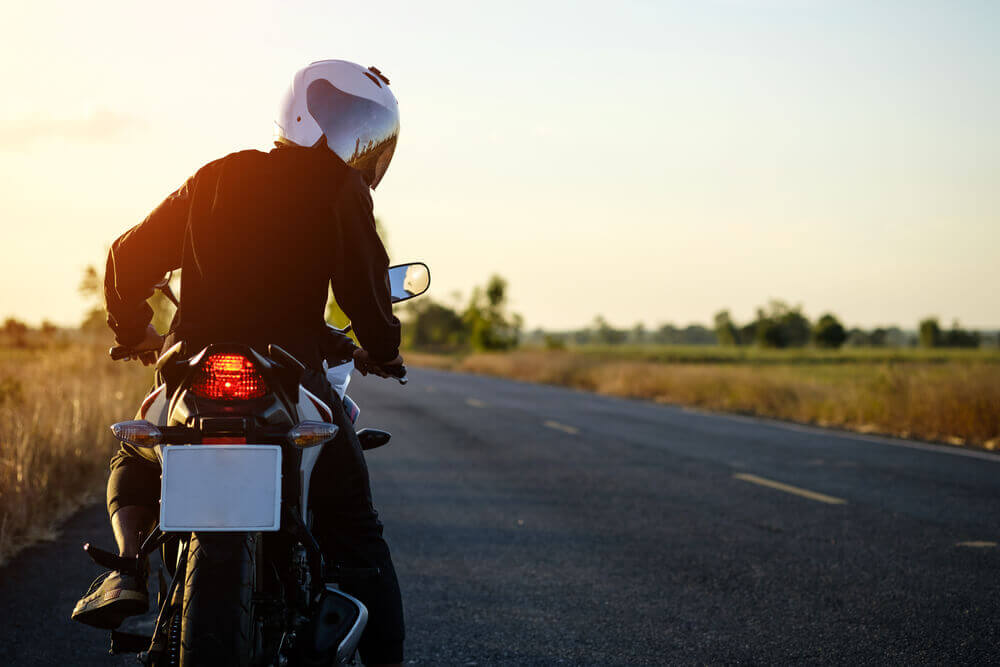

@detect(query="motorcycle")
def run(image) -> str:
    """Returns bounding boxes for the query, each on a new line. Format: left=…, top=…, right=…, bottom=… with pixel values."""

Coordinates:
left=86, top=262, right=430, bottom=666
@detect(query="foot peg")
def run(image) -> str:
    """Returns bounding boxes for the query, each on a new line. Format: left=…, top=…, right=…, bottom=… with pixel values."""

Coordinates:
left=84, top=543, right=147, bottom=578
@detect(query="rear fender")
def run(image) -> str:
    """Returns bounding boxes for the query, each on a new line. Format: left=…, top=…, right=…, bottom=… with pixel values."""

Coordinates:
left=294, top=386, right=332, bottom=519
left=138, top=384, right=169, bottom=424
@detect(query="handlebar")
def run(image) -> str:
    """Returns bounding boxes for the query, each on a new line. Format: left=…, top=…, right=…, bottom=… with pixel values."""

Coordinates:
left=379, top=363, right=408, bottom=385
left=109, top=345, right=134, bottom=361
left=109, top=345, right=157, bottom=363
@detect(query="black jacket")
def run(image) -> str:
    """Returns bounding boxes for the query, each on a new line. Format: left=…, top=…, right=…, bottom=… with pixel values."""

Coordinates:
left=104, top=146, right=400, bottom=368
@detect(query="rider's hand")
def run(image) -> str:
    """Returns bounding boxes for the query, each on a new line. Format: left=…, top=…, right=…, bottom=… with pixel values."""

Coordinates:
left=352, top=348, right=403, bottom=378
left=132, top=324, right=164, bottom=366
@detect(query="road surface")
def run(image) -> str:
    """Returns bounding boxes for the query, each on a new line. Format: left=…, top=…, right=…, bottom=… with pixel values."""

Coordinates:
left=1, top=367, right=998, bottom=665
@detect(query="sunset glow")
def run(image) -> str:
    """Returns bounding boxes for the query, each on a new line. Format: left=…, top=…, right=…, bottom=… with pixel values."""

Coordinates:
left=1, top=0, right=997, bottom=329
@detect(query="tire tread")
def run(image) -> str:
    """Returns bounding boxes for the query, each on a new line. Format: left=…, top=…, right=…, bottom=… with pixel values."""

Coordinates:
left=179, top=533, right=254, bottom=666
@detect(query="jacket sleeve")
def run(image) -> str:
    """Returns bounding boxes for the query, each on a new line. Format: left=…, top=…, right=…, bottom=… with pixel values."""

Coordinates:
left=329, top=174, right=401, bottom=364
left=104, top=177, right=191, bottom=346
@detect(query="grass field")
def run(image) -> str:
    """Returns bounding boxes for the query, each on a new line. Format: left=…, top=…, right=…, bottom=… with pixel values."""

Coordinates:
left=532, top=344, right=1000, bottom=365
left=0, top=334, right=150, bottom=565
left=407, top=345, right=1000, bottom=451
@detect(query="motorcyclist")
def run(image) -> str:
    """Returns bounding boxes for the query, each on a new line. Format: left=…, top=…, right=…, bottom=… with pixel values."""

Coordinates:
left=71, top=60, right=406, bottom=666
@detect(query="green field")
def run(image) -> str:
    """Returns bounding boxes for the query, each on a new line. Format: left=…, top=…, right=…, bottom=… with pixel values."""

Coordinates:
left=549, top=343, right=1000, bottom=365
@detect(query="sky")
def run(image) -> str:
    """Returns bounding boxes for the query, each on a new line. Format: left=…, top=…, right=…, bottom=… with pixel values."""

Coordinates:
left=1, top=0, right=997, bottom=331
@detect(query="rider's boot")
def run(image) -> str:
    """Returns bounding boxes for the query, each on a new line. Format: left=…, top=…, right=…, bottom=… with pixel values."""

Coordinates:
left=72, top=506, right=155, bottom=629
left=71, top=545, right=149, bottom=629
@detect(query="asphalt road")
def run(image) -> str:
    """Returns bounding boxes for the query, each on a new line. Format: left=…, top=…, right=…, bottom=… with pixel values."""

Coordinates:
left=1, top=367, right=998, bottom=665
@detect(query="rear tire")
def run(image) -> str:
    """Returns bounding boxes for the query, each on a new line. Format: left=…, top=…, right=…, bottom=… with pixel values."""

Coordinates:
left=179, top=533, right=254, bottom=666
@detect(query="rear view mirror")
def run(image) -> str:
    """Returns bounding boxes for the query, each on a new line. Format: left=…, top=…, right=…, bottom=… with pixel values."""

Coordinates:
left=388, top=263, right=430, bottom=303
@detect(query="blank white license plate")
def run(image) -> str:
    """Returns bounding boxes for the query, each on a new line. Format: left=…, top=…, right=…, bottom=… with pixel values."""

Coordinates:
left=160, top=445, right=282, bottom=532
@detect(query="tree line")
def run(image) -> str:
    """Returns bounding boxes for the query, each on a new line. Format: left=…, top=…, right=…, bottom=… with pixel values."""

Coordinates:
left=531, top=301, right=993, bottom=350
left=711, top=302, right=984, bottom=349
left=7, top=267, right=994, bottom=353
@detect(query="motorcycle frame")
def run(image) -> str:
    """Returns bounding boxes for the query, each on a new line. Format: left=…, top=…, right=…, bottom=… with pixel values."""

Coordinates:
left=115, top=342, right=367, bottom=665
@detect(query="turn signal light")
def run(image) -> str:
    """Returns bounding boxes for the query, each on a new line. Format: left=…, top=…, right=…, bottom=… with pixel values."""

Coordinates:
left=287, top=421, right=340, bottom=448
left=111, top=420, right=163, bottom=448
left=191, top=353, right=267, bottom=401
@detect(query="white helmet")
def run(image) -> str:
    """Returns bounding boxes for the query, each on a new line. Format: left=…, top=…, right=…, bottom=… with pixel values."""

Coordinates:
left=274, top=60, right=399, bottom=189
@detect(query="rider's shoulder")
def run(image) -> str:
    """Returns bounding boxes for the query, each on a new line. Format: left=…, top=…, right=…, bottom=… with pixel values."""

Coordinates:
left=194, top=150, right=270, bottom=178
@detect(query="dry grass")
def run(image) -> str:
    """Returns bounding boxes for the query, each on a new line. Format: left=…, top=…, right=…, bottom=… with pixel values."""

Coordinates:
left=0, top=334, right=150, bottom=565
left=406, top=349, right=1000, bottom=450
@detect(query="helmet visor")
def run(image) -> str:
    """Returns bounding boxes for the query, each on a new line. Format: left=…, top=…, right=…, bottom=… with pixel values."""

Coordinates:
left=306, top=78, right=399, bottom=188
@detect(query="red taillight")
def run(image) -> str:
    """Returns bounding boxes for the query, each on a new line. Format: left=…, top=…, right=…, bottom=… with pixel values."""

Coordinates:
left=190, top=353, right=267, bottom=401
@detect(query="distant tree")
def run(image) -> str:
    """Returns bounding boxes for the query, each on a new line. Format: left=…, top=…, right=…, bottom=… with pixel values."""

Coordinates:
left=2, top=318, right=28, bottom=348
left=738, top=321, right=758, bottom=346
left=79, top=265, right=107, bottom=331
left=919, top=318, right=942, bottom=348
left=79, top=264, right=101, bottom=298
left=942, top=320, right=980, bottom=348
left=755, top=313, right=783, bottom=348
left=653, top=324, right=679, bottom=344
left=713, top=310, right=738, bottom=346
left=3, top=318, right=28, bottom=336
left=629, top=322, right=647, bottom=344
left=645, top=323, right=716, bottom=345
left=681, top=324, right=716, bottom=345
left=868, top=328, right=888, bottom=347
left=591, top=316, right=626, bottom=345
left=812, top=313, right=847, bottom=349
left=543, top=333, right=567, bottom=350
left=464, top=275, right=522, bottom=351
left=777, top=304, right=811, bottom=348
left=753, top=301, right=810, bottom=348
left=401, top=299, right=467, bottom=350
left=40, top=320, right=58, bottom=336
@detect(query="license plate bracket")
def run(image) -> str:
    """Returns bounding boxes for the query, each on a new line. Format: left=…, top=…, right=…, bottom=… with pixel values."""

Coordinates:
left=160, top=445, right=282, bottom=532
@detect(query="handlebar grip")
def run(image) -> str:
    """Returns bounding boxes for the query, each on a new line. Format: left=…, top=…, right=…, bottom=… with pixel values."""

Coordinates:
left=381, top=363, right=407, bottom=379
left=109, top=345, right=133, bottom=360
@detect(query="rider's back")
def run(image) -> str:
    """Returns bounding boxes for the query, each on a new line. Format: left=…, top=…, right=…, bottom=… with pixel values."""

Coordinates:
left=179, top=147, right=346, bottom=355
left=109, top=145, right=398, bottom=368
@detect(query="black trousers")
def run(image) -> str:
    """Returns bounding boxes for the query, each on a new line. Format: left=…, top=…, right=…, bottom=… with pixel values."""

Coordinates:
left=107, top=368, right=404, bottom=664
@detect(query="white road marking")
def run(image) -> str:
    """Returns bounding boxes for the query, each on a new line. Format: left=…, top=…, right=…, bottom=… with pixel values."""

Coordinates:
left=544, top=420, right=580, bottom=435
left=733, top=473, right=847, bottom=505
left=955, top=541, right=997, bottom=548
left=465, top=398, right=486, bottom=408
